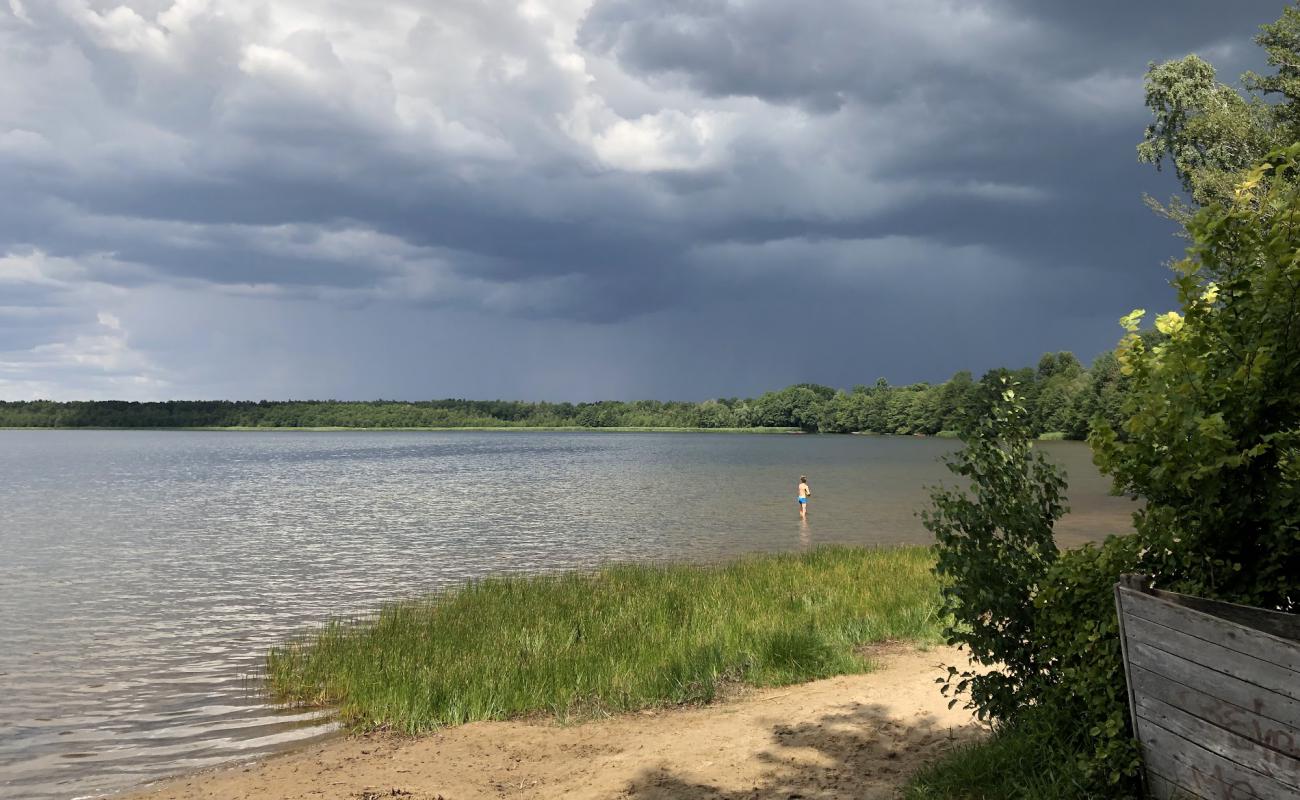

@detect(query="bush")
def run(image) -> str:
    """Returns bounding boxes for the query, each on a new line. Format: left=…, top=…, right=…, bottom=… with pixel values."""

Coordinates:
left=1030, top=535, right=1144, bottom=791
left=1091, top=146, right=1300, bottom=609
left=920, top=147, right=1300, bottom=799
left=923, top=374, right=1064, bottom=723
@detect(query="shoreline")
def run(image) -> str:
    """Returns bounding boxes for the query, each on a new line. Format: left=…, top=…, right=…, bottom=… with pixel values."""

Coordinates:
left=0, top=425, right=802, bottom=433
left=0, top=426, right=1079, bottom=441
left=123, top=643, right=981, bottom=800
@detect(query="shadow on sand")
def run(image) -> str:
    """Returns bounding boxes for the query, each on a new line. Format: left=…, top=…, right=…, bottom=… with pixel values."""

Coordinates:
left=620, top=701, right=982, bottom=800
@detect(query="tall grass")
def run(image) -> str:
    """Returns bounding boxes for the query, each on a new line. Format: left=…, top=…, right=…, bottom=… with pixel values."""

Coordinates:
left=905, top=719, right=1105, bottom=800
left=265, top=546, right=942, bottom=732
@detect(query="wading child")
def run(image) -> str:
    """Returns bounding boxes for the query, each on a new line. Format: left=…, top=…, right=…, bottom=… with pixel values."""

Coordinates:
left=797, top=475, right=812, bottom=519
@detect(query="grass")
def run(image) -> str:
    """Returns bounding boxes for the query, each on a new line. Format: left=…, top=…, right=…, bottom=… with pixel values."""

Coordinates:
left=265, top=546, right=943, bottom=732
left=1036, top=431, right=1068, bottom=441
left=905, top=717, right=1110, bottom=800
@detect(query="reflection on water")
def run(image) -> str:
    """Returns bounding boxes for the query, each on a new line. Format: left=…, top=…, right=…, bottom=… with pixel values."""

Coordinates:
left=0, top=430, right=1134, bottom=798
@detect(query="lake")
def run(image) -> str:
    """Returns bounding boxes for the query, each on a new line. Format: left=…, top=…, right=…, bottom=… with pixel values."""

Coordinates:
left=0, top=430, right=1135, bottom=799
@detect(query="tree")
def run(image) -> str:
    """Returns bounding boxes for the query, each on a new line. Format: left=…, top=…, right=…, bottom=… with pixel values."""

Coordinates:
left=1138, top=56, right=1281, bottom=216
left=750, top=386, right=825, bottom=431
left=1092, top=145, right=1300, bottom=608
left=1244, top=3, right=1300, bottom=126
left=1138, top=5, right=1300, bottom=220
left=935, top=370, right=975, bottom=432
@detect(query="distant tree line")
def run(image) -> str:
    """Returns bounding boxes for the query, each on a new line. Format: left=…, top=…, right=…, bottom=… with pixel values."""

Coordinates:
left=0, top=348, right=1132, bottom=438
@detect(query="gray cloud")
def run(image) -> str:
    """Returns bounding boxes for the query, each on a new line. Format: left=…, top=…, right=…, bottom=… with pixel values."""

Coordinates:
left=0, top=0, right=1287, bottom=399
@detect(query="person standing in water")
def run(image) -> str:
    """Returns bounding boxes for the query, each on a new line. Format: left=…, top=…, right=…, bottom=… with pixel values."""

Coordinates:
left=797, top=475, right=812, bottom=519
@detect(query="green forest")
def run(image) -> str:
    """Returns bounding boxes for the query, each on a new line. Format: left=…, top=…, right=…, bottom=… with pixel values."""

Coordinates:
left=0, top=347, right=1130, bottom=438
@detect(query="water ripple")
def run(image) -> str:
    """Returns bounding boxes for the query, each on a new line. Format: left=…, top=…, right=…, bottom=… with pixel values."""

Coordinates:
left=0, top=430, right=1133, bottom=799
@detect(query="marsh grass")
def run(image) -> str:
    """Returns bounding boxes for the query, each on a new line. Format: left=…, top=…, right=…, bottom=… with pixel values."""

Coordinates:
left=265, top=546, right=942, bottom=732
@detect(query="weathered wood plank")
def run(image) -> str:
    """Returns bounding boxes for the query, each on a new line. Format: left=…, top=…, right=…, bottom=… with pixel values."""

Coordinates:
left=1147, top=768, right=1245, bottom=800
left=1150, top=589, right=1300, bottom=643
left=1116, top=578, right=1145, bottom=797
left=1128, top=641, right=1300, bottom=734
left=1143, top=748, right=1264, bottom=800
left=1138, top=718, right=1292, bottom=800
left=1137, top=695, right=1300, bottom=790
left=1123, top=614, right=1300, bottom=703
left=1120, top=587, right=1300, bottom=673
left=1146, top=771, right=1193, bottom=800
left=1131, top=665, right=1300, bottom=760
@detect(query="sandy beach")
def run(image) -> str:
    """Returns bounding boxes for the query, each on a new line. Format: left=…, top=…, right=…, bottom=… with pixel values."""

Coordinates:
left=125, top=644, right=982, bottom=800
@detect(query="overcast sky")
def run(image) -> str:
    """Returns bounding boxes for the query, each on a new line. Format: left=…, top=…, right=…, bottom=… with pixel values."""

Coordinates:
left=0, top=1, right=1288, bottom=401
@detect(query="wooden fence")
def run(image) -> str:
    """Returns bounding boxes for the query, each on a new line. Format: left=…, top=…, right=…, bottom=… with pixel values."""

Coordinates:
left=1114, top=575, right=1300, bottom=799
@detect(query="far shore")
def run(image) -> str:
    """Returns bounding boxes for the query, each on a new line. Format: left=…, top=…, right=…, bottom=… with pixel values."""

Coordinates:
left=0, top=425, right=803, bottom=433
left=0, top=426, right=1078, bottom=440
left=125, top=643, right=981, bottom=800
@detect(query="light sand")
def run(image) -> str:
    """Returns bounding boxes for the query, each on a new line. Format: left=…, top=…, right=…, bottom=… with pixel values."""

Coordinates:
left=126, top=644, right=983, bottom=800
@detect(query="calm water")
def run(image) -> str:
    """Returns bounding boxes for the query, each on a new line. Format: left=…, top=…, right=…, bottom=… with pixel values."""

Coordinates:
left=0, top=431, right=1135, bottom=799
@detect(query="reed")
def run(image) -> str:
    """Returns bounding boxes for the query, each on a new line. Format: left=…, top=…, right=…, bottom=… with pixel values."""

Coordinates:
left=265, top=546, right=942, bottom=732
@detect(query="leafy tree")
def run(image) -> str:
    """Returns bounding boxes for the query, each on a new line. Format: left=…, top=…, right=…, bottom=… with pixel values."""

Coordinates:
left=1092, top=145, right=1300, bottom=608
left=1244, top=4, right=1300, bottom=126
left=935, top=370, right=975, bottom=433
left=1139, top=55, right=1282, bottom=216
left=1138, top=4, right=1300, bottom=221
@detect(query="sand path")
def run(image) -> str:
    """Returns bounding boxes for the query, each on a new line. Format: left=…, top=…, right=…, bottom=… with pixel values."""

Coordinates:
left=127, top=644, right=983, bottom=800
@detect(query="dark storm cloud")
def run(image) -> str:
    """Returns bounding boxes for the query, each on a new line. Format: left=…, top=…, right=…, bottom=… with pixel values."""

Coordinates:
left=0, top=0, right=1291, bottom=399
left=580, top=0, right=1281, bottom=108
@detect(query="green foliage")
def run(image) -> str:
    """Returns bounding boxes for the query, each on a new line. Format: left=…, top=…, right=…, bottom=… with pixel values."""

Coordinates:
left=920, top=373, right=1151, bottom=796
left=1030, top=535, right=1145, bottom=791
left=1244, top=4, right=1300, bottom=126
left=924, top=146, right=1300, bottom=798
left=911, top=536, right=1147, bottom=799
left=922, top=375, right=1065, bottom=722
left=264, top=546, right=944, bottom=732
left=0, top=351, right=1132, bottom=440
left=749, top=385, right=827, bottom=431
left=919, top=16, right=1300, bottom=799
left=1138, top=55, right=1283, bottom=213
left=905, top=710, right=1119, bottom=800
left=1138, top=4, right=1300, bottom=220
left=1093, top=144, right=1300, bottom=609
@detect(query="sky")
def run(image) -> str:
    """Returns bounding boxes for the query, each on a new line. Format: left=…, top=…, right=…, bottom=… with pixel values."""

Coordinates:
left=0, top=1, right=1289, bottom=401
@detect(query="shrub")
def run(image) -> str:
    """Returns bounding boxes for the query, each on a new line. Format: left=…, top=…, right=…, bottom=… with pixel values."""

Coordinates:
left=1030, top=535, right=1144, bottom=791
left=920, top=147, right=1300, bottom=799
left=922, top=374, right=1064, bottom=722
left=921, top=408, right=1146, bottom=795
